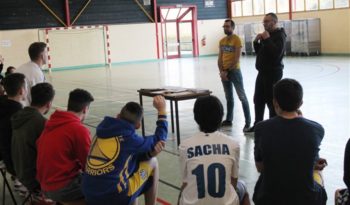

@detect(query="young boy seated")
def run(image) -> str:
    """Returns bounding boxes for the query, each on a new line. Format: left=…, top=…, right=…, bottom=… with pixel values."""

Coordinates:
left=178, top=95, right=250, bottom=205
left=335, top=138, right=350, bottom=205
left=0, top=73, right=26, bottom=174
left=12, top=83, right=55, bottom=195
left=253, top=78, right=328, bottom=205
left=5, top=66, right=16, bottom=77
left=83, top=96, right=168, bottom=205
left=36, top=89, right=94, bottom=205
left=0, top=73, right=27, bottom=193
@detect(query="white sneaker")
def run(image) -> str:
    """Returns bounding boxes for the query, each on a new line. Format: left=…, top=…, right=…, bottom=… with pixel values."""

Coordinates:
left=11, top=177, right=29, bottom=196
left=0, top=160, right=6, bottom=169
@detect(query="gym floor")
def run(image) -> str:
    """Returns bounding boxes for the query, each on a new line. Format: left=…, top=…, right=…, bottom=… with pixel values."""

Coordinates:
left=1, top=55, right=349, bottom=205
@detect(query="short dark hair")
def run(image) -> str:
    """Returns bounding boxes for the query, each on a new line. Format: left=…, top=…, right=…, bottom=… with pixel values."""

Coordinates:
left=3, top=73, right=26, bottom=97
left=5, top=66, right=15, bottom=77
left=273, top=78, right=303, bottom=112
left=224, top=19, right=235, bottom=29
left=120, top=102, right=143, bottom=124
left=194, top=96, right=224, bottom=133
left=67, top=89, right=94, bottom=113
left=28, top=42, right=47, bottom=61
left=31, top=83, right=55, bottom=107
left=266, top=13, right=278, bottom=22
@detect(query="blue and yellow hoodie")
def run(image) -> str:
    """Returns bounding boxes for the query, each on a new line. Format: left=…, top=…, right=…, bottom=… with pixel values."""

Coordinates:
left=82, top=113, right=167, bottom=201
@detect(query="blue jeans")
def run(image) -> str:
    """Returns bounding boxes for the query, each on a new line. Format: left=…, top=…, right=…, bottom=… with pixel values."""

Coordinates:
left=221, top=69, right=251, bottom=125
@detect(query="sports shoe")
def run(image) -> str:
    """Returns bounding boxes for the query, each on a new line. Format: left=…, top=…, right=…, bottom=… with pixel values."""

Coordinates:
left=221, top=120, right=232, bottom=127
left=244, top=126, right=255, bottom=133
left=0, top=160, right=6, bottom=169
left=243, top=124, right=251, bottom=133
left=12, top=177, right=29, bottom=196
left=32, top=191, right=56, bottom=205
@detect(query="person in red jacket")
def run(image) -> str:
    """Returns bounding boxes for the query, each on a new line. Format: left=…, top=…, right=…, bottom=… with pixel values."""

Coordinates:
left=36, top=89, right=94, bottom=205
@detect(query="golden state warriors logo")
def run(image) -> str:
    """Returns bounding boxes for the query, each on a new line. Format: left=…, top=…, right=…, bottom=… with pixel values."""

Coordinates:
left=85, top=136, right=120, bottom=176
left=139, top=169, right=148, bottom=180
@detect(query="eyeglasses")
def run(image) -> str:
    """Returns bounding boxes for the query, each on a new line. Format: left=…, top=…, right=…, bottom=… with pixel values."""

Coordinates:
left=222, top=25, right=231, bottom=28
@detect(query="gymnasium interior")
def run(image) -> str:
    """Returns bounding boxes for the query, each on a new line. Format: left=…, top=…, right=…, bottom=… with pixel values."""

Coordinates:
left=0, top=0, right=349, bottom=204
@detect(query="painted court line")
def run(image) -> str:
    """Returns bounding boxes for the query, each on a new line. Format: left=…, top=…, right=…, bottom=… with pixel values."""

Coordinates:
left=157, top=198, right=172, bottom=205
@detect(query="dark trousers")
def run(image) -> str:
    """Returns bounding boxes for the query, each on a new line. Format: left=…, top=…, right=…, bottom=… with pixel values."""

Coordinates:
left=253, top=70, right=283, bottom=125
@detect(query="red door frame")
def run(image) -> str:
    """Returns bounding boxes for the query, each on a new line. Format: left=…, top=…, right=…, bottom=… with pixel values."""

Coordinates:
left=159, top=5, right=199, bottom=59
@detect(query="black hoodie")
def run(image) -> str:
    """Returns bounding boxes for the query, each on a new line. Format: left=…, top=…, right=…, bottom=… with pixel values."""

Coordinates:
left=254, top=28, right=287, bottom=73
left=0, top=97, right=22, bottom=175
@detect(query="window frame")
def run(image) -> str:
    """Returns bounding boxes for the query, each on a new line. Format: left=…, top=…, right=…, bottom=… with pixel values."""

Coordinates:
left=230, top=0, right=350, bottom=18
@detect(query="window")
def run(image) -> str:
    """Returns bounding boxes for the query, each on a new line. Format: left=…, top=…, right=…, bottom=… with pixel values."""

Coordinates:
left=306, top=0, right=318, bottom=10
left=232, top=1, right=242, bottom=17
left=265, top=0, right=277, bottom=13
left=335, top=0, right=350, bottom=8
left=293, top=0, right=305, bottom=11
left=277, top=0, right=289, bottom=13
left=242, top=0, right=253, bottom=16
left=254, top=0, right=265, bottom=15
left=320, top=0, right=334, bottom=9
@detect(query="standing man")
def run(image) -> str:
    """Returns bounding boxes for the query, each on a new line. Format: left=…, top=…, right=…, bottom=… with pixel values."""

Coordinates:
left=17, top=42, right=47, bottom=106
left=246, top=13, right=286, bottom=133
left=218, top=19, right=251, bottom=132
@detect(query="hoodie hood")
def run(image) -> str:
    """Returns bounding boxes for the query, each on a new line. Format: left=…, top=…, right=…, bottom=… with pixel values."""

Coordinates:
left=272, top=27, right=287, bottom=38
left=12, top=107, right=42, bottom=129
left=0, top=97, right=22, bottom=117
left=96, top=116, right=135, bottom=138
left=45, top=110, right=81, bottom=131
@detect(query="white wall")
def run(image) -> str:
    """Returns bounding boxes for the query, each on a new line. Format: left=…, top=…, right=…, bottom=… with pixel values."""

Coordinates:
left=109, top=23, right=158, bottom=62
left=197, top=19, right=226, bottom=56
left=0, top=29, right=39, bottom=69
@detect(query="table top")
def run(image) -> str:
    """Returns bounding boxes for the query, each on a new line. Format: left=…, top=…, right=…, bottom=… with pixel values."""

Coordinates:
left=138, top=87, right=212, bottom=101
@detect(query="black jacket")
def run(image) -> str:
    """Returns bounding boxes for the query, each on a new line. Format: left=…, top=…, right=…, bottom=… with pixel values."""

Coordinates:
left=254, top=28, right=287, bottom=72
left=0, top=97, right=22, bottom=175
left=0, top=63, right=4, bottom=83
left=344, top=139, right=350, bottom=190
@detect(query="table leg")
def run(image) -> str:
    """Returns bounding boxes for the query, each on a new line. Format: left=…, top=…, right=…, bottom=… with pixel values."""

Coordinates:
left=139, top=93, right=145, bottom=136
left=170, top=100, right=175, bottom=133
left=175, top=100, right=180, bottom=146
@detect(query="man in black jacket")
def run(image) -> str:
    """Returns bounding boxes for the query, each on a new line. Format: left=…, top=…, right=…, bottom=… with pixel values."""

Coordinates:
left=0, top=73, right=26, bottom=175
left=246, top=13, right=286, bottom=133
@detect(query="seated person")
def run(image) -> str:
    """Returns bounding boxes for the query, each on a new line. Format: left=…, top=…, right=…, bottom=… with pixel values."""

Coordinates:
left=0, top=73, right=26, bottom=176
left=253, top=78, right=328, bottom=205
left=36, top=89, right=94, bottom=205
left=0, top=56, right=5, bottom=95
left=12, top=83, right=55, bottom=194
left=82, top=96, right=168, bottom=205
left=335, top=138, right=350, bottom=205
left=178, top=95, right=250, bottom=205
left=5, top=66, right=16, bottom=77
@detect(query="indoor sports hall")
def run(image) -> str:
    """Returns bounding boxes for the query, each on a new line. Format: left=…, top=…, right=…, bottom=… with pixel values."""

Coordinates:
left=0, top=0, right=349, bottom=205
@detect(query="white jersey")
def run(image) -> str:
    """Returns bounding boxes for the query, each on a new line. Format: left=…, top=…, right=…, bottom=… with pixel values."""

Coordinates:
left=16, top=61, right=45, bottom=106
left=179, top=131, right=240, bottom=205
